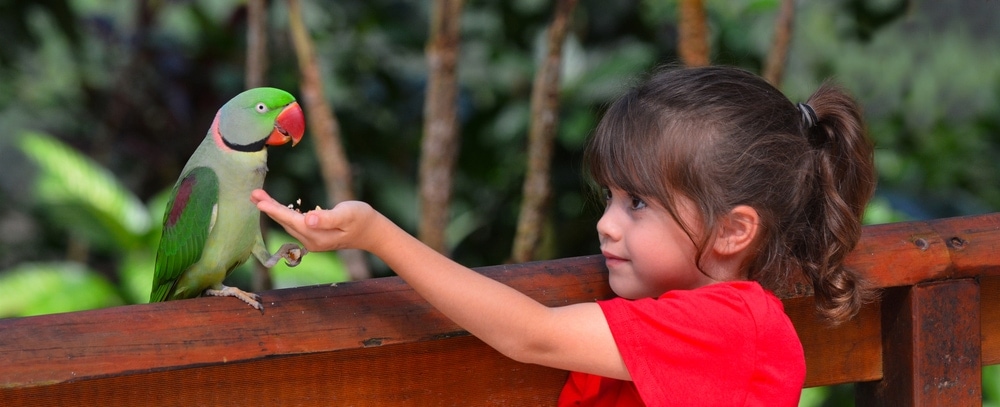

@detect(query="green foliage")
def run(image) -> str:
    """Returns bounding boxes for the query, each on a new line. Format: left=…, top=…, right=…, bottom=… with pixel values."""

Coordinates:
left=17, top=131, right=152, bottom=250
left=863, top=196, right=909, bottom=225
left=0, top=1, right=998, bottom=404
left=0, top=262, right=123, bottom=317
left=783, top=1, right=1000, bottom=220
left=985, top=365, right=1000, bottom=407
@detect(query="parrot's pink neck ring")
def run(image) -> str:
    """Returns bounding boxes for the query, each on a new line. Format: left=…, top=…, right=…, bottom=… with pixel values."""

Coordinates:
left=212, top=112, right=267, bottom=153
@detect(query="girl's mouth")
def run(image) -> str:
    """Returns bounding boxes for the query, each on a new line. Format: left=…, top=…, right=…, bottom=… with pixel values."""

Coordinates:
left=602, top=251, right=627, bottom=267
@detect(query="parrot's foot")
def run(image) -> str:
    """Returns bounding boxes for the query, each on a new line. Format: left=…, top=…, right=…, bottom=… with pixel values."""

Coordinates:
left=263, top=243, right=309, bottom=268
left=204, top=285, right=264, bottom=314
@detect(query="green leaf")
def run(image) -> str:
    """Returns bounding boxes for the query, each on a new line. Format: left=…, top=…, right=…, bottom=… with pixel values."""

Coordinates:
left=17, top=131, right=151, bottom=250
left=567, top=43, right=656, bottom=104
left=112, top=189, right=172, bottom=305
left=863, top=196, right=908, bottom=225
left=984, top=365, right=1000, bottom=404
left=0, top=262, right=124, bottom=317
left=225, top=230, right=352, bottom=290
left=798, top=386, right=830, bottom=407
left=118, top=248, right=156, bottom=305
left=266, top=230, right=350, bottom=288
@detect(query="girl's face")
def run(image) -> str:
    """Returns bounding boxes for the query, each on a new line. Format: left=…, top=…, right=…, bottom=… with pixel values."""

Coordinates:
left=597, top=186, right=716, bottom=299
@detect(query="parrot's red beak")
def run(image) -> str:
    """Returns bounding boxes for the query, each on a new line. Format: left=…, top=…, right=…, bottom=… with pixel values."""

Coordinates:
left=267, top=101, right=305, bottom=147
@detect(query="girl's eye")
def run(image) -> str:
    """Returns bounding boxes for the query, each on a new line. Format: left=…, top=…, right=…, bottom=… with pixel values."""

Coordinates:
left=629, top=195, right=647, bottom=210
left=601, top=187, right=612, bottom=202
left=255, top=103, right=268, bottom=113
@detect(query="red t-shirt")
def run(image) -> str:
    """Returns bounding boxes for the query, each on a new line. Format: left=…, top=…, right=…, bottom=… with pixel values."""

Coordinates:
left=558, top=281, right=805, bottom=406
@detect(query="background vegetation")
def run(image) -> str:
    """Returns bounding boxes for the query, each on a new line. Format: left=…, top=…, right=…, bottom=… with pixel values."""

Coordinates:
left=0, top=0, right=998, bottom=405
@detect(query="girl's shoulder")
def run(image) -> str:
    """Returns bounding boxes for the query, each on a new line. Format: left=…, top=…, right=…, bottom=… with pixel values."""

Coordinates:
left=686, top=280, right=792, bottom=331
left=600, top=280, right=795, bottom=354
left=655, top=280, right=784, bottom=316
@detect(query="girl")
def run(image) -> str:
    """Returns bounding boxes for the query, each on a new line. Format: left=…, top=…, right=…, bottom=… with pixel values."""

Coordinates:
left=252, top=65, right=876, bottom=406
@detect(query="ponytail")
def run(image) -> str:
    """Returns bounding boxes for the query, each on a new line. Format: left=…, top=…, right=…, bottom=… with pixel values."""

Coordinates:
left=800, top=82, right=876, bottom=323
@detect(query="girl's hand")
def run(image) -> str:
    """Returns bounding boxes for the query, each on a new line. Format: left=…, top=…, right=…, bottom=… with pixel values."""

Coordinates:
left=252, top=190, right=626, bottom=380
left=251, top=189, right=384, bottom=253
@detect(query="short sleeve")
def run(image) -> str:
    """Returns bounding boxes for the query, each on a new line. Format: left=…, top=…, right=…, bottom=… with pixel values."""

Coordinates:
left=597, top=282, right=804, bottom=406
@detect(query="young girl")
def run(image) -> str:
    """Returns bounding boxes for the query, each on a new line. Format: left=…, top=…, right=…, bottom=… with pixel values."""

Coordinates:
left=252, top=65, right=876, bottom=406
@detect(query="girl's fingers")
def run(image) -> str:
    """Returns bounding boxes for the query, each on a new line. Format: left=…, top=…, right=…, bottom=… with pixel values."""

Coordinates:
left=253, top=190, right=307, bottom=227
left=304, top=212, right=321, bottom=227
left=250, top=189, right=273, bottom=204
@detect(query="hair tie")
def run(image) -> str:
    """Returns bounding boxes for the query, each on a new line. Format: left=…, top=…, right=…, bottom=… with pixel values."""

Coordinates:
left=797, top=103, right=818, bottom=129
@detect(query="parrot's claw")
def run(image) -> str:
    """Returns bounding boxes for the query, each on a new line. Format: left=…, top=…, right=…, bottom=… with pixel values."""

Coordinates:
left=264, top=243, right=309, bottom=268
left=204, top=285, right=264, bottom=314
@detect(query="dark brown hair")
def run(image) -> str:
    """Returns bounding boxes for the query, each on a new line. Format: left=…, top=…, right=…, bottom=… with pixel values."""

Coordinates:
left=585, top=65, right=876, bottom=324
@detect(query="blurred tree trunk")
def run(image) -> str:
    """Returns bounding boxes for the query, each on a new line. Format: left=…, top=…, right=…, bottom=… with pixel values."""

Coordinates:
left=245, top=0, right=268, bottom=89
left=763, top=0, right=796, bottom=87
left=418, top=0, right=464, bottom=254
left=246, top=0, right=273, bottom=291
left=287, top=0, right=370, bottom=280
left=678, top=0, right=710, bottom=66
left=510, top=0, right=577, bottom=263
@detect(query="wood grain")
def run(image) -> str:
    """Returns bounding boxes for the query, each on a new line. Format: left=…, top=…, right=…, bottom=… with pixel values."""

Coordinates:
left=1, top=213, right=998, bottom=406
left=0, top=255, right=612, bottom=388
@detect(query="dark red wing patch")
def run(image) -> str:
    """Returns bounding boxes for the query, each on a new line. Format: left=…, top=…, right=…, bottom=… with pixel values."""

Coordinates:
left=167, top=176, right=196, bottom=227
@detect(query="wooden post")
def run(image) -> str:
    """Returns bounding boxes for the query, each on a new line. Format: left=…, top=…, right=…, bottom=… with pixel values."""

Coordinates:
left=856, top=279, right=982, bottom=406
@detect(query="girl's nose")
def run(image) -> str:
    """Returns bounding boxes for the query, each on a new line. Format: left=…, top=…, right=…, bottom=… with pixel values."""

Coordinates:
left=596, top=207, right=620, bottom=242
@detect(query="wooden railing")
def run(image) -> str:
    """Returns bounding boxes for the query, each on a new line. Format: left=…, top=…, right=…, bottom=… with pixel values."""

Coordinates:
left=1, top=213, right=998, bottom=406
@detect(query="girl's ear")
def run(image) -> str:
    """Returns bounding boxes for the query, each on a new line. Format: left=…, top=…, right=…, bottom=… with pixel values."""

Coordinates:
left=713, top=205, right=759, bottom=256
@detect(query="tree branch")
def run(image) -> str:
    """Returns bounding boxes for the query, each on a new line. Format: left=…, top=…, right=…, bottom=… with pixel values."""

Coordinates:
left=246, top=0, right=272, bottom=291
left=678, top=0, right=710, bottom=66
left=287, top=0, right=370, bottom=280
left=510, top=0, right=578, bottom=263
left=245, top=0, right=268, bottom=89
left=763, top=0, right=796, bottom=87
left=418, top=0, right=464, bottom=254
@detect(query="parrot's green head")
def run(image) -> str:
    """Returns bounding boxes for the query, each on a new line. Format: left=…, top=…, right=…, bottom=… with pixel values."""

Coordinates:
left=216, top=87, right=305, bottom=152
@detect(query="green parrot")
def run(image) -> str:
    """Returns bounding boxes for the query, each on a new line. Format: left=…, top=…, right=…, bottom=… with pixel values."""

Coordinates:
left=150, top=87, right=307, bottom=312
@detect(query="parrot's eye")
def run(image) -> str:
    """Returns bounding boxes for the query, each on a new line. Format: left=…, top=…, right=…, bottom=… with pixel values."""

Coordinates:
left=255, top=103, right=268, bottom=113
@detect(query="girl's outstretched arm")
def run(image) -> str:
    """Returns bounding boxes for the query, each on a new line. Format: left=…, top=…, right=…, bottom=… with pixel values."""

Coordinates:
left=251, top=189, right=630, bottom=380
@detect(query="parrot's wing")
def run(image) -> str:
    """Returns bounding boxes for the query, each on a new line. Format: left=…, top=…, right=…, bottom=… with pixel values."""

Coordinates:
left=150, top=166, right=220, bottom=302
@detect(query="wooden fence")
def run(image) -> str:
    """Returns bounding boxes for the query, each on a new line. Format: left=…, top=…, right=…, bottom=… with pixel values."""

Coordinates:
left=1, top=213, right=998, bottom=406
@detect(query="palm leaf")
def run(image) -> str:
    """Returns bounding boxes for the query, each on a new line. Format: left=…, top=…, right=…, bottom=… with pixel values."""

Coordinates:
left=0, top=262, right=124, bottom=317
left=17, top=131, right=151, bottom=250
